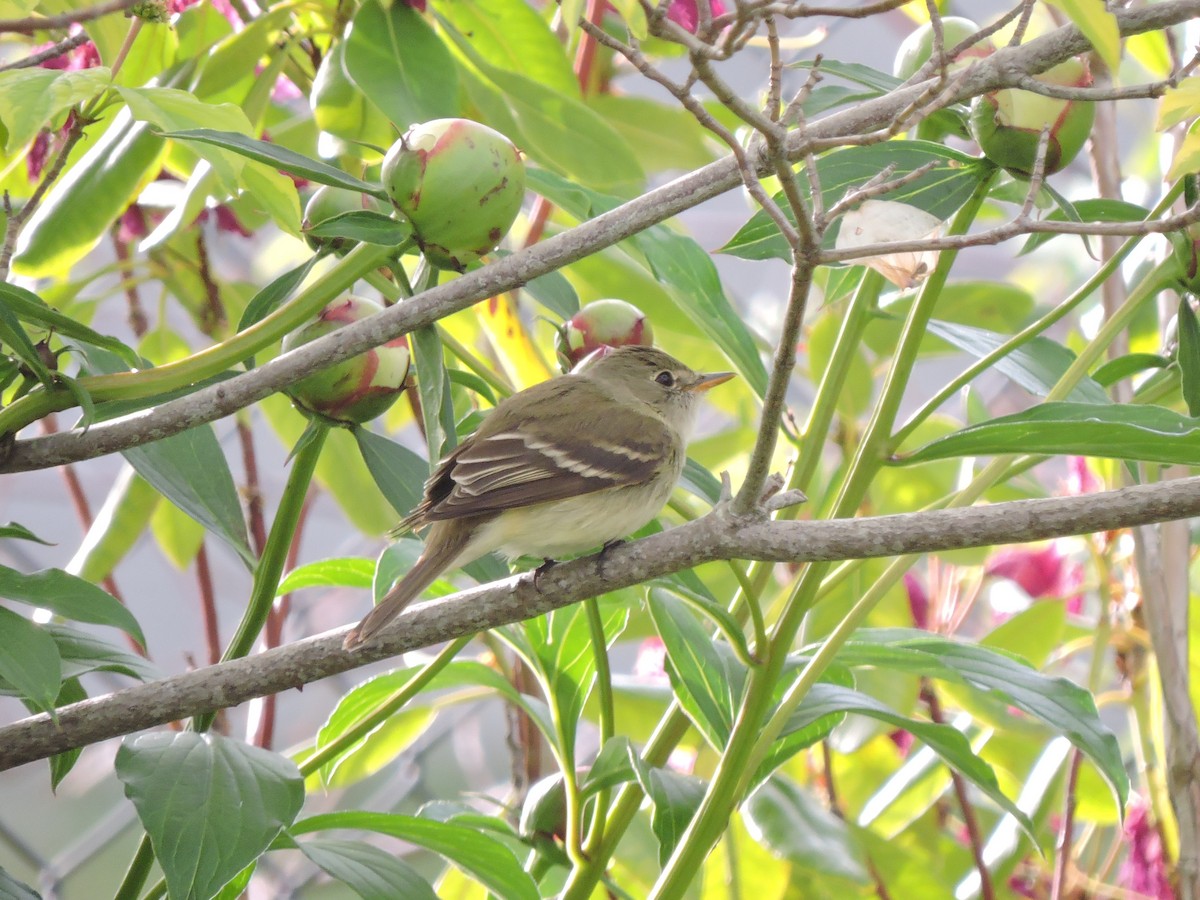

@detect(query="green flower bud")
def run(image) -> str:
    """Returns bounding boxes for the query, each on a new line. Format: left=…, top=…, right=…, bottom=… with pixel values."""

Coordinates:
left=969, top=57, right=1095, bottom=178
left=282, top=296, right=410, bottom=423
left=556, top=299, right=655, bottom=370
left=382, top=119, right=526, bottom=271
left=893, top=16, right=993, bottom=80
left=302, top=186, right=391, bottom=253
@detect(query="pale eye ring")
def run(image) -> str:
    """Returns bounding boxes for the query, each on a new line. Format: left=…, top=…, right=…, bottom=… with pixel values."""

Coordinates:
left=655, top=371, right=675, bottom=387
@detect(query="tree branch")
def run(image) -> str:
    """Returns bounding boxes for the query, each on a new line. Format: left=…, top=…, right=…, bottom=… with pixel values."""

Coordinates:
left=5, top=474, right=1200, bottom=770
left=1, top=0, right=1195, bottom=473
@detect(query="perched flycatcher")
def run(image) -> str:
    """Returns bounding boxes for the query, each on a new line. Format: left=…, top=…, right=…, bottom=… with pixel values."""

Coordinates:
left=344, top=345, right=733, bottom=648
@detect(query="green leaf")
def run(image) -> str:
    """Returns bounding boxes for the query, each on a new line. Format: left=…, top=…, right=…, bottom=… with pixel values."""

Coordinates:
left=68, top=468, right=159, bottom=585
left=0, top=522, right=53, bottom=545
left=48, top=677, right=86, bottom=789
left=721, top=141, right=987, bottom=262
left=432, top=0, right=578, bottom=97
left=1092, top=353, right=1169, bottom=388
left=165, top=129, right=385, bottom=196
left=1178, top=297, right=1200, bottom=416
left=899, top=401, right=1200, bottom=467
left=648, top=591, right=741, bottom=747
left=117, top=86, right=255, bottom=191
left=590, top=95, right=719, bottom=173
left=1045, top=0, right=1120, bottom=69
left=0, top=299, right=54, bottom=388
left=1018, top=199, right=1148, bottom=255
left=290, top=812, right=539, bottom=900
left=0, top=607, right=62, bottom=714
left=627, top=752, right=707, bottom=867
left=781, top=682, right=1037, bottom=838
left=305, top=210, right=412, bottom=247
left=277, top=557, right=376, bottom=594
left=41, top=623, right=160, bottom=684
left=828, top=629, right=1128, bottom=807
left=0, top=282, right=138, bottom=366
left=0, top=564, right=145, bottom=646
left=344, top=0, right=459, bottom=130
left=411, top=325, right=456, bottom=462
left=680, top=457, right=723, bottom=505
left=925, top=320, right=1109, bottom=405
left=524, top=603, right=627, bottom=761
left=516, top=264, right=579, bottom=319
left=354, top=427, right=433, bottom=521
left=581, top=736, right=639, bottom=796
left=438, top=16, right=642, bottom=192
left=12, top=110, right=166, bottom=277
left=0, top=66, right=111, bottom=153
left=744, top=778, right=869, bottom=882
left=296, top=839, right=437, bottom=899
left=123, top=425, right=254, bottom=567
left=790, top=59, right=902, bottom=93
left=650, top=584, right=753, bottom=668
left=116, top=732, right=305, bottom=900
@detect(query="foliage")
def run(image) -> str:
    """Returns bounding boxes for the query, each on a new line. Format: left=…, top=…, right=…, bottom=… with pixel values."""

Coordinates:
left=1, top=1, right=1199, bottom=898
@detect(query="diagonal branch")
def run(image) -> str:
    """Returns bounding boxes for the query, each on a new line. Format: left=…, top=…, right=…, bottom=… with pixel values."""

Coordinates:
left=1, top=0, right=1196, bottom=474
left=4, top=474, right=1200, bottom=770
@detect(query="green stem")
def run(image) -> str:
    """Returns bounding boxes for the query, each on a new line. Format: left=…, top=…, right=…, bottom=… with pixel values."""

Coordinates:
left=582, top=598, right=615, bottom=856
left=112, top=834, right=156, bottom=900
left=648, top=174, right=995, bottom=900
left=192, top=420, right=329, bottom=731
left=0, top=243, right=394, bottom=437
left=300, top=636, right=471, bottom=777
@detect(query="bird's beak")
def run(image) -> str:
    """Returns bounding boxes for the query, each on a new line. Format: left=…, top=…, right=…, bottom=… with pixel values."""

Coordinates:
left=685, top=371, right=735, bottom=393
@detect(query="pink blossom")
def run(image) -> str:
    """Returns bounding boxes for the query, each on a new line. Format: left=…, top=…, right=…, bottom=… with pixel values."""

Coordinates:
left=26, top=131, right=50, bottom=181
left=666, top=0, right=725, bottom=33
left=197, top=206, right=252, bottom=237
left=634, top=636, right=668, bottom=682
left=888, top=729, right=914, bottom=757
left=1118, top=798, right=1174, bottom=899
left=905, top=572, right=930, bottom=630
left=985, top=543, right=1083, bottom=613
left=35, top=30, right=100, bottom=70
left=1065, top=456, right=1102, bottom=495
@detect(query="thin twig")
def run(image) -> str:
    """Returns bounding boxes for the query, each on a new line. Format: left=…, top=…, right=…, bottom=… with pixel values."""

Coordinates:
left=0, top=32, right=91, bottom=70
left=1050, top=750, right=1083, bottom=900
left=924, top=685, right=995, bottom=900
left=0, top=0, right=138, bottom=33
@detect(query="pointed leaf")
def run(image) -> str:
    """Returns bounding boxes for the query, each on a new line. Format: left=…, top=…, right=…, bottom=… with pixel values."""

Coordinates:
left=354, top=426, right=429, bottom=520
left=123, top=425, right=254, bottom=567
left=0, top=564, right=145, bottom=646
left=899, top=402, right=1200, bottom=467
left=344, top=0, right=459, bottom=130
left=277, top=557, right=376, bottom=594
left=48, top=677, right=86, bottom=790
left=627, top=751, right=707, bottom=867
left=305, top=210, right=412, bottom=247
left=0, top=282, right=138, bottom=366
left=290, top=812, right=539, bottom=900
left=1178, top=297, right=1200, bottom=416
left=116, top=732, right=305, bottom=900
left=925, top=320, right=1109, bottom=404
left=0, top=522, right=53, bottom=545
left=0, top=607, right=62, bottom=714
left=744, top=778, right=869, bottom=882
left=165, top=128, right=385, bottom=196
left=297, top=839, right=437, bottom=899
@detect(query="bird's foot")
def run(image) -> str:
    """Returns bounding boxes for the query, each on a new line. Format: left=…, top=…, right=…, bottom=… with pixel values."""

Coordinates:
left=597, top=539, right=626, bottom=578
left=532, top=558, right=558, bottom=592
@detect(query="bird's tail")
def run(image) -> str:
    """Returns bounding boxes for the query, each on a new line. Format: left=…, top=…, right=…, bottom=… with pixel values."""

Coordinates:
left=343, top=522, right=471, bottom=649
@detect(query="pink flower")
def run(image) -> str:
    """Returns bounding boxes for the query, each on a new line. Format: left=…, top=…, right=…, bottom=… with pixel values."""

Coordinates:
left=985, top=543, right=1083, bottom=613
left=634, top=636, right=668, bottom=682
left=35, top=30, right=100, bottom=70
left=888, top=729, right=914, bottom=757
left=1118, top=797, right=1174, bottom=899
left=666, top=0, right=725, bottom=33
left=905, top=572, right=930, bottom=630
left=1065, top=456, right=1102, bottom=496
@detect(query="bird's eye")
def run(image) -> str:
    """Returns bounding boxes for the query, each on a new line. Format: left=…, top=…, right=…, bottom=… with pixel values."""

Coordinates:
left=655, top=370, right=675, bottom=387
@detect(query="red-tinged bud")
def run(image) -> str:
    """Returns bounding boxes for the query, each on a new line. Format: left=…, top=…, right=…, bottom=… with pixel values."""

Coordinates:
left=281, top=296, right=410, bottom=423
left=381, top=119, right=525, bottom=271
left=969, top=57, right=1095, bottom=178
left=302, top=186, right=390, bottom=252
left=893, top=16, right=993, bottom=80
left=557, top=299, right=655, bottom=370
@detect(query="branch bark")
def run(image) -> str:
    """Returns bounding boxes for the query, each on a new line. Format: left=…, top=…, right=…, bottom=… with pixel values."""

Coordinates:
left=1, top=0, right=1195, bottom=472
left=4, top=474, right=1200, bottom=771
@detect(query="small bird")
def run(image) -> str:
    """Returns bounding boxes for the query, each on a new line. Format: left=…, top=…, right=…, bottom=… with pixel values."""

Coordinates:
left=343, top=346, right=734, bottom=648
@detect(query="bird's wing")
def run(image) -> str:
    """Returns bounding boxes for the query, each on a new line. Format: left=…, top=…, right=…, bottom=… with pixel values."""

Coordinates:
left=412, top=379, right=675, bottom=522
